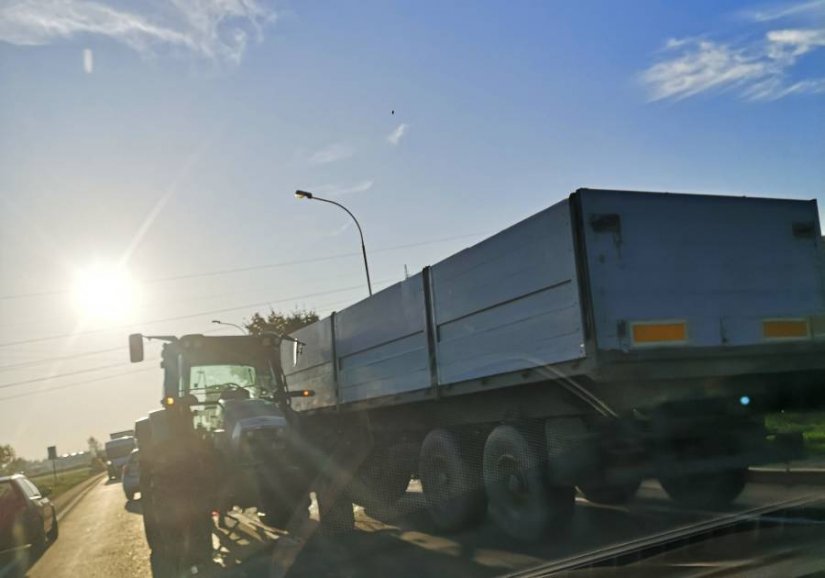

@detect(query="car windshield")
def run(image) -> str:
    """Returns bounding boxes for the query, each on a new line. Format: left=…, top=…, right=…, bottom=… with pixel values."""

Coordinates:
left=1, top=2, right=824, bottom=577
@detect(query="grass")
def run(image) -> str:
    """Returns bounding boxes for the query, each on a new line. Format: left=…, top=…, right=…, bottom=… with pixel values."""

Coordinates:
left=765, top=411, right=825, bottom=456
left=28, top=465, right=96, bottom=500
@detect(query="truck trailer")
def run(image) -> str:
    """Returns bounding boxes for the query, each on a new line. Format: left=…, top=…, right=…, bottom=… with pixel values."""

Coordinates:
left=104, top=435, right=136, bottom=480
left=129, top=189, right=825, bottom=573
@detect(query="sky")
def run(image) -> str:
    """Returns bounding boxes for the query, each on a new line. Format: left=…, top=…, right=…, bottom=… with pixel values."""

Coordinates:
left=1, top=0, right=823, bottom=459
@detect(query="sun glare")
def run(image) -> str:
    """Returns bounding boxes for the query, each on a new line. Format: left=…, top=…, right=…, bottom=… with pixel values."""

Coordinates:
left=72, top=264, right=138, bottom=322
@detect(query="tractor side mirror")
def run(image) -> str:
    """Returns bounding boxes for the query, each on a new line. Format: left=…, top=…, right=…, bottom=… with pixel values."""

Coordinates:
left=129, top=334, right=144, bottom=363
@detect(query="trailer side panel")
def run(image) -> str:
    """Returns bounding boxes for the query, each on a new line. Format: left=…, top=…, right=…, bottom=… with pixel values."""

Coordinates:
left=578, top=189, right=825, bottom=352
left=431, top=200, right=585, bottom=384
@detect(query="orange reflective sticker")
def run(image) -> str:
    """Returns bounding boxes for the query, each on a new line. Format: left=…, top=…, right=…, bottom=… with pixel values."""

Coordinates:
left=632, top=322, right=687, bottom=343
left=763, top=319, right=809, bottom=339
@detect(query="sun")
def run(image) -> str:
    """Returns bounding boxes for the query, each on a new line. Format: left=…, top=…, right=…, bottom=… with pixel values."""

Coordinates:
left=72, top=264, right=138, bottom=322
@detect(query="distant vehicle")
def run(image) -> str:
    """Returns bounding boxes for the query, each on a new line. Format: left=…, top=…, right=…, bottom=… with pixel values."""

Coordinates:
left=122, top=450, right=140, bottom=501
left=105, top=435, right=136, bottom=480
left=0, top=474, right=58, bottom=553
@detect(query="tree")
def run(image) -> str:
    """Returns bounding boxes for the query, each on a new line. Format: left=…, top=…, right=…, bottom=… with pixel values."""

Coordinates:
left=0, top=444, right=16, bottom=472
left=244, top=309, right=319, bottom=337
left=88, top=436, right=102, bottom=457
left=0, top=445, right=25, bottom=475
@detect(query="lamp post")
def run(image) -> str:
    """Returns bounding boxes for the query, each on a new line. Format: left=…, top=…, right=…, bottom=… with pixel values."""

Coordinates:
left=294, top=190, right=373, bottom=296
left=211, top=320, right=246, bottom=334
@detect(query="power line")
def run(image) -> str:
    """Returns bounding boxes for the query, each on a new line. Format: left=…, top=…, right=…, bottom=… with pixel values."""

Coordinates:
left=0, top=325, right=224, bottom=378
left=0, top=361, right=134, bottom=390
left=0, top=346, right=123, bottom=373
left=0, top=281, right=377, bottom=349
left=0, top=365, right=158, bottom=402
left=0, top=232, right=484, bottom=301
left=0, top=281, right=395, bottom=373
left=0, top=281, right=395, bottom=401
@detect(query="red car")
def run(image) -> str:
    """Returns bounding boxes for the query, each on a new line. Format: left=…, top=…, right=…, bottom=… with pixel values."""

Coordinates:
left=0, top=474, right=58, bottom=555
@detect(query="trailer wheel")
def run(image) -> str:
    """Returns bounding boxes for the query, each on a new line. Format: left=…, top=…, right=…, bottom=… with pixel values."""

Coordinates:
left=419, top=429, right=486, bottom=532
left=578, top=477, right=641, bottom=506
left=483, top=425, right=574, bottom=541
left=659, top=467, right=746, bottom=509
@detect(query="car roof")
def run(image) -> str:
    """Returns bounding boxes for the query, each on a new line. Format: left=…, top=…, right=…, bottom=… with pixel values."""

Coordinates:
left=0, top=473, right=25, bottom=483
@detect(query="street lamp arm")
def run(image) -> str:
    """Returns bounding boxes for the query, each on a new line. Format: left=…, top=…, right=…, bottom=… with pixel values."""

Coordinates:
left=311, top=197, right=367, bottom=247
left=300, top=194, right=373, bottom=296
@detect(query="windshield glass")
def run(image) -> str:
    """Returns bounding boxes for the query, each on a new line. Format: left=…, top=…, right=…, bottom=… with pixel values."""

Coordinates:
left=187, top=365, right=257, bottom=398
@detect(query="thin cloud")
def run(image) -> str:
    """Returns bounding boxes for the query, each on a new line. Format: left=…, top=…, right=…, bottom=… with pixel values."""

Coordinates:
left=0, top=0, right=275, bottom=64
left=387, top=123, right=409, bottom=146
left=743, top=0, right=825, bottom=22
left=312, top=180, right=375, bottom=197
left=83, top=47, right=93, bottom=73
left=641, top=1, right=825, bottom=101
left=307, top=143, right=355, bottom=165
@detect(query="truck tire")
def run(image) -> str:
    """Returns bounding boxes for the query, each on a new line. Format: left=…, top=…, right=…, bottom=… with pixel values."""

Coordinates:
left=657, top=430, right=748, bottom=510
left=578, top=477, right=641, bottom=506
left=419, top=429, right=486, bottom=533
left=483, top=425, right=574, bottom=541
left=659, top=467, right=746, bottom=509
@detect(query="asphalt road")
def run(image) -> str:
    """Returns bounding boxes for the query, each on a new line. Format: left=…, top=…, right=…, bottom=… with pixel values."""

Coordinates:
left=272, top=480, right=825, bottom=577
left=25, top=478, right=151, bottom=578
left=12, top=477, right=825, bottom=578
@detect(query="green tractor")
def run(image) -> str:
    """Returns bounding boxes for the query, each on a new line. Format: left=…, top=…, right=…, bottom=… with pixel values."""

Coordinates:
left=129, top=333, right=363, bottom=576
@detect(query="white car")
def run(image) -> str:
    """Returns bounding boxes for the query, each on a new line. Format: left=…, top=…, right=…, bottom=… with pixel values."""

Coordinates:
left=122, top=450, right=140, bottom=501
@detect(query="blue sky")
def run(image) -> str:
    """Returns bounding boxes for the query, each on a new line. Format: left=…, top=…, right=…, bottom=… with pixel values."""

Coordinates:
left=1, top=0, right=823, bottom=458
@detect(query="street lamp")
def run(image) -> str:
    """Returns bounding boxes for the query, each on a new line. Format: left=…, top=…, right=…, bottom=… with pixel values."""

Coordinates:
left=211, top=320, right=246, bottom=334
left=294, top=190, right=373, bottom=296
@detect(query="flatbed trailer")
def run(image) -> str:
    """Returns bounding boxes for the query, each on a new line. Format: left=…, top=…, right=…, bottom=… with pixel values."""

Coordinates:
left=281, top=188, right=825, bottom=537
left=286, top=189, right=825, bottom=416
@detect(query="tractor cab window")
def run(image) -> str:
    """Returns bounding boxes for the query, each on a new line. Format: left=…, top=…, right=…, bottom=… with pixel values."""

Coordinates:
left=186, top=365, right=258, bottom=432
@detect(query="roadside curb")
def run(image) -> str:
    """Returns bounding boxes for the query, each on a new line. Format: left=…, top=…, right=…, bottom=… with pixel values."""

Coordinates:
left=54, top=472, right=106, bottom=522
left=747, top=468, right=825, bottom=486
